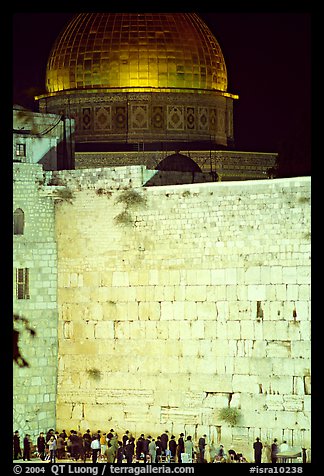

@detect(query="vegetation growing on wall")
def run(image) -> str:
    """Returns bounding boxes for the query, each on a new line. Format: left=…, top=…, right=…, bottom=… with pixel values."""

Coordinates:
left=13, top=314, right=36, bottom=367
left=96, top=188, right=112, bottom=197
left=55, top=188, right=74, bottom=202
left=114, top=189, right=146, bottom=226
left=87, top=368, right=102, bottom=381
left=219, top=407, right=241, bottom=426
left=114, top=210, right=133, bottom=226
left=115, top=189, right=146, bottom=207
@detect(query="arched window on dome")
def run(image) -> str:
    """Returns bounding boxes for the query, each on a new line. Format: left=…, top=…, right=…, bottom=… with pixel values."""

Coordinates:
left=13, top=208, right=25, bottom=235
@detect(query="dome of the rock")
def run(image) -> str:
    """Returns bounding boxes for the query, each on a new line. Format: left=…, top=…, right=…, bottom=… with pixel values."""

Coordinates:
left=37, top=13, right=238, bottom=151
left=45, top=13, right=228, bottom=94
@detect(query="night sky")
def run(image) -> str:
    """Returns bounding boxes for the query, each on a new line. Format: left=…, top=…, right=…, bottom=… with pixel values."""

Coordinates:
left=12, top=11, right=311, bottom=175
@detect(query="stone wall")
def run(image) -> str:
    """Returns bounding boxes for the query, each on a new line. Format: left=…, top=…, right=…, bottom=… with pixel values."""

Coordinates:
left=53, top=167, right=310, bottom=456
left=13, top=163, right=58, bottom=439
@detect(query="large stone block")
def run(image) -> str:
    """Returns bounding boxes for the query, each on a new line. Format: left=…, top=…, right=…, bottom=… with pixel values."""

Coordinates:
left=227, top=320, right=241, bottom=339
left=244, top=266, right=261, bottom=284
left=185, top=285, right=206, bottom=301
left=114, top=321, right=130, bottom=339
left=297, top=266, right=311, bottom=285
left=282, top=266, right=297, bottom=284
left=224, top=268, right=237, bottom=285
left=94, top=321, right=114, bottom=339
left=139, top=301, right=160, bottom=320
left=295, top=301, right=310, bottom=321
left=232, top=374, right=259, bottom=393
left=210, top=269, right=225, bottom=285
left=216, top=301, right=229, bottom=320
left=283, top=395, right=304, bottom=412
left=203, top=393, right=230, bottom=409
left=160, top=301, right=173, bottom=320
left=291, top=340, right=311, bottom=358
left=233, top=357, right=250, bottom=374
left=191, top=320, right=205, bottom=339
left=190, top=374, right=233, bottom=393
left=216, top=321, right=228, bottom=339
left=248, top=285, right=267, bottom=301
left=298, top=284, right=310, bottom=300
left=266, top=341, right=291, bottom=358
left=196, top=301, right=216, bottom=320
left=252, top=340, right=267, bottom=358
left=184, top=301, right=198, bottom=320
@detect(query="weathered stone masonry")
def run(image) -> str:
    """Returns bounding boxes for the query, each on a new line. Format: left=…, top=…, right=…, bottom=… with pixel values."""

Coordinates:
left=13, top=163, right=58, bottom=434
left=50, top=167, right=310, bottom=451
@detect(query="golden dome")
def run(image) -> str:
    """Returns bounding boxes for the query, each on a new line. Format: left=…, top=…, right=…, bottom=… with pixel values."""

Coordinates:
left=46, top=13, right=228, bottom=94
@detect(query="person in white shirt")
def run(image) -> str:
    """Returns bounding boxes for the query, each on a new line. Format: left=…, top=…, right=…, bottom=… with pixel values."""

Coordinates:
left=91, top=435, right=101, bottom=463
left=48, top=436, right=57, bottom=463
left=279, top=441, right=290, bottom=463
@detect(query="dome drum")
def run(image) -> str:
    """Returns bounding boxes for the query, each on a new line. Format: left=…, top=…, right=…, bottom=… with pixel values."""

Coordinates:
left=38, top=90, right=234, bottom=147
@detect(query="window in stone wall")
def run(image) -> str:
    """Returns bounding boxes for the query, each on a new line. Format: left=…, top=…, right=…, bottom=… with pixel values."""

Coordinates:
left=13, top=208, right=25, bottom=235
left=16, top=143, right=26, bottom=157
left=16, top=268, right=30, bottom=300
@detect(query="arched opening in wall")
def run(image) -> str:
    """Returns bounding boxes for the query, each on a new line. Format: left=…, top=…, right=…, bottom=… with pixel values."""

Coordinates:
left=13, top=208, right=25, bottom=235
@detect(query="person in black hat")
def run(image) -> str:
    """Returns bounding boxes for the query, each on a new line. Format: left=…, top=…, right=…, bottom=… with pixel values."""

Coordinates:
left=160, top=430, right=169, bottom=455
left=13, top=431, right=22, bottom=460
left=198, top=434, right=207, bottom=463
left=253, top=437, right=263, bottom=464
left=177, top=433, right=185, bottom=463
left=142, top=436, right=151, bottom=463
left=37, top=432, right=46, bottom=461
left=23, top=434, right=31, bottom=461
left=136, top=434, right=144, bottom=460
left=169, top=435, right=177, bottom=460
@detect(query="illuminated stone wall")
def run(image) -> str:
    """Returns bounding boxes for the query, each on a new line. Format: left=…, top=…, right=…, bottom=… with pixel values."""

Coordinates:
left=52, top=167, right=310, bottom=455
left=13, top=163, right=58, bottom=438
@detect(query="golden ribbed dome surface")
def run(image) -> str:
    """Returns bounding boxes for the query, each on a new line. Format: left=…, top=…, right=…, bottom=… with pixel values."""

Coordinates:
left=46, top=13, right=228, bottom=93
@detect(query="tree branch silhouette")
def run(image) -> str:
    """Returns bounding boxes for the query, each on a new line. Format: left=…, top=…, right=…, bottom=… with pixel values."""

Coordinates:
left=13, top=314, right=36, bottom=368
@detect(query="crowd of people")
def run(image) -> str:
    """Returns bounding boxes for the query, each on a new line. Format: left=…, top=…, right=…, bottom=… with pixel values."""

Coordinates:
left=13, top=428, right=295, bottom=464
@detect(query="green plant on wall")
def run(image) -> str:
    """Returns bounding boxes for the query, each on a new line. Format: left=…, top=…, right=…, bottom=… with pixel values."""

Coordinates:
left=55, top=188, right=74, bottom=203
left=114, top=210, right=133, bottom=226
left=96, top=188, right=112, bottom=197
left=87, top=368, right=101, bottom=381
left=115, top=189, right=146, bottom=207
left=219, top=407, right=241, bottom=426
left=114, top=189, right=146, bottom=226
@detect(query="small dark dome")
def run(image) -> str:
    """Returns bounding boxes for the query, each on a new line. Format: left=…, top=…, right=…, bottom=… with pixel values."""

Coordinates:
left=156, top=152, right=202, bottom=172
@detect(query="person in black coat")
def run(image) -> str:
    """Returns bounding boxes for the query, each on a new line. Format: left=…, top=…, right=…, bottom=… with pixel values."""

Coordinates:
left=124, top=437, right=135, bottom=464
left=156, top=436, right=162, bottom=462
left=142, top=436, right=150, bottom=463
left=23, top=434, right=31, bottom=461
left=123, top=431, right=130, bottom=447
left=13, top=431, right=22, bottom=460
left=160, top=431, right=169, bottom=455
left=13, top=430, right=21, bottom=459
left=169, top=435, right=177, bottom=460
left=37, top=432, right=46, bottom=460
left=198, top=434, right=207, bottom=463
left=136, top=434, right=144, bottom=460
left=46, top=429, right=54, bottom=443
left=177, top=433, right=185, bottom=463
left=83, top=430, right=92, bottom=459
left=117, top=441, right=124, bottom=463
left=253, top=437, right=263, bottom=464
left=271, top=438, right=279, bottom=464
